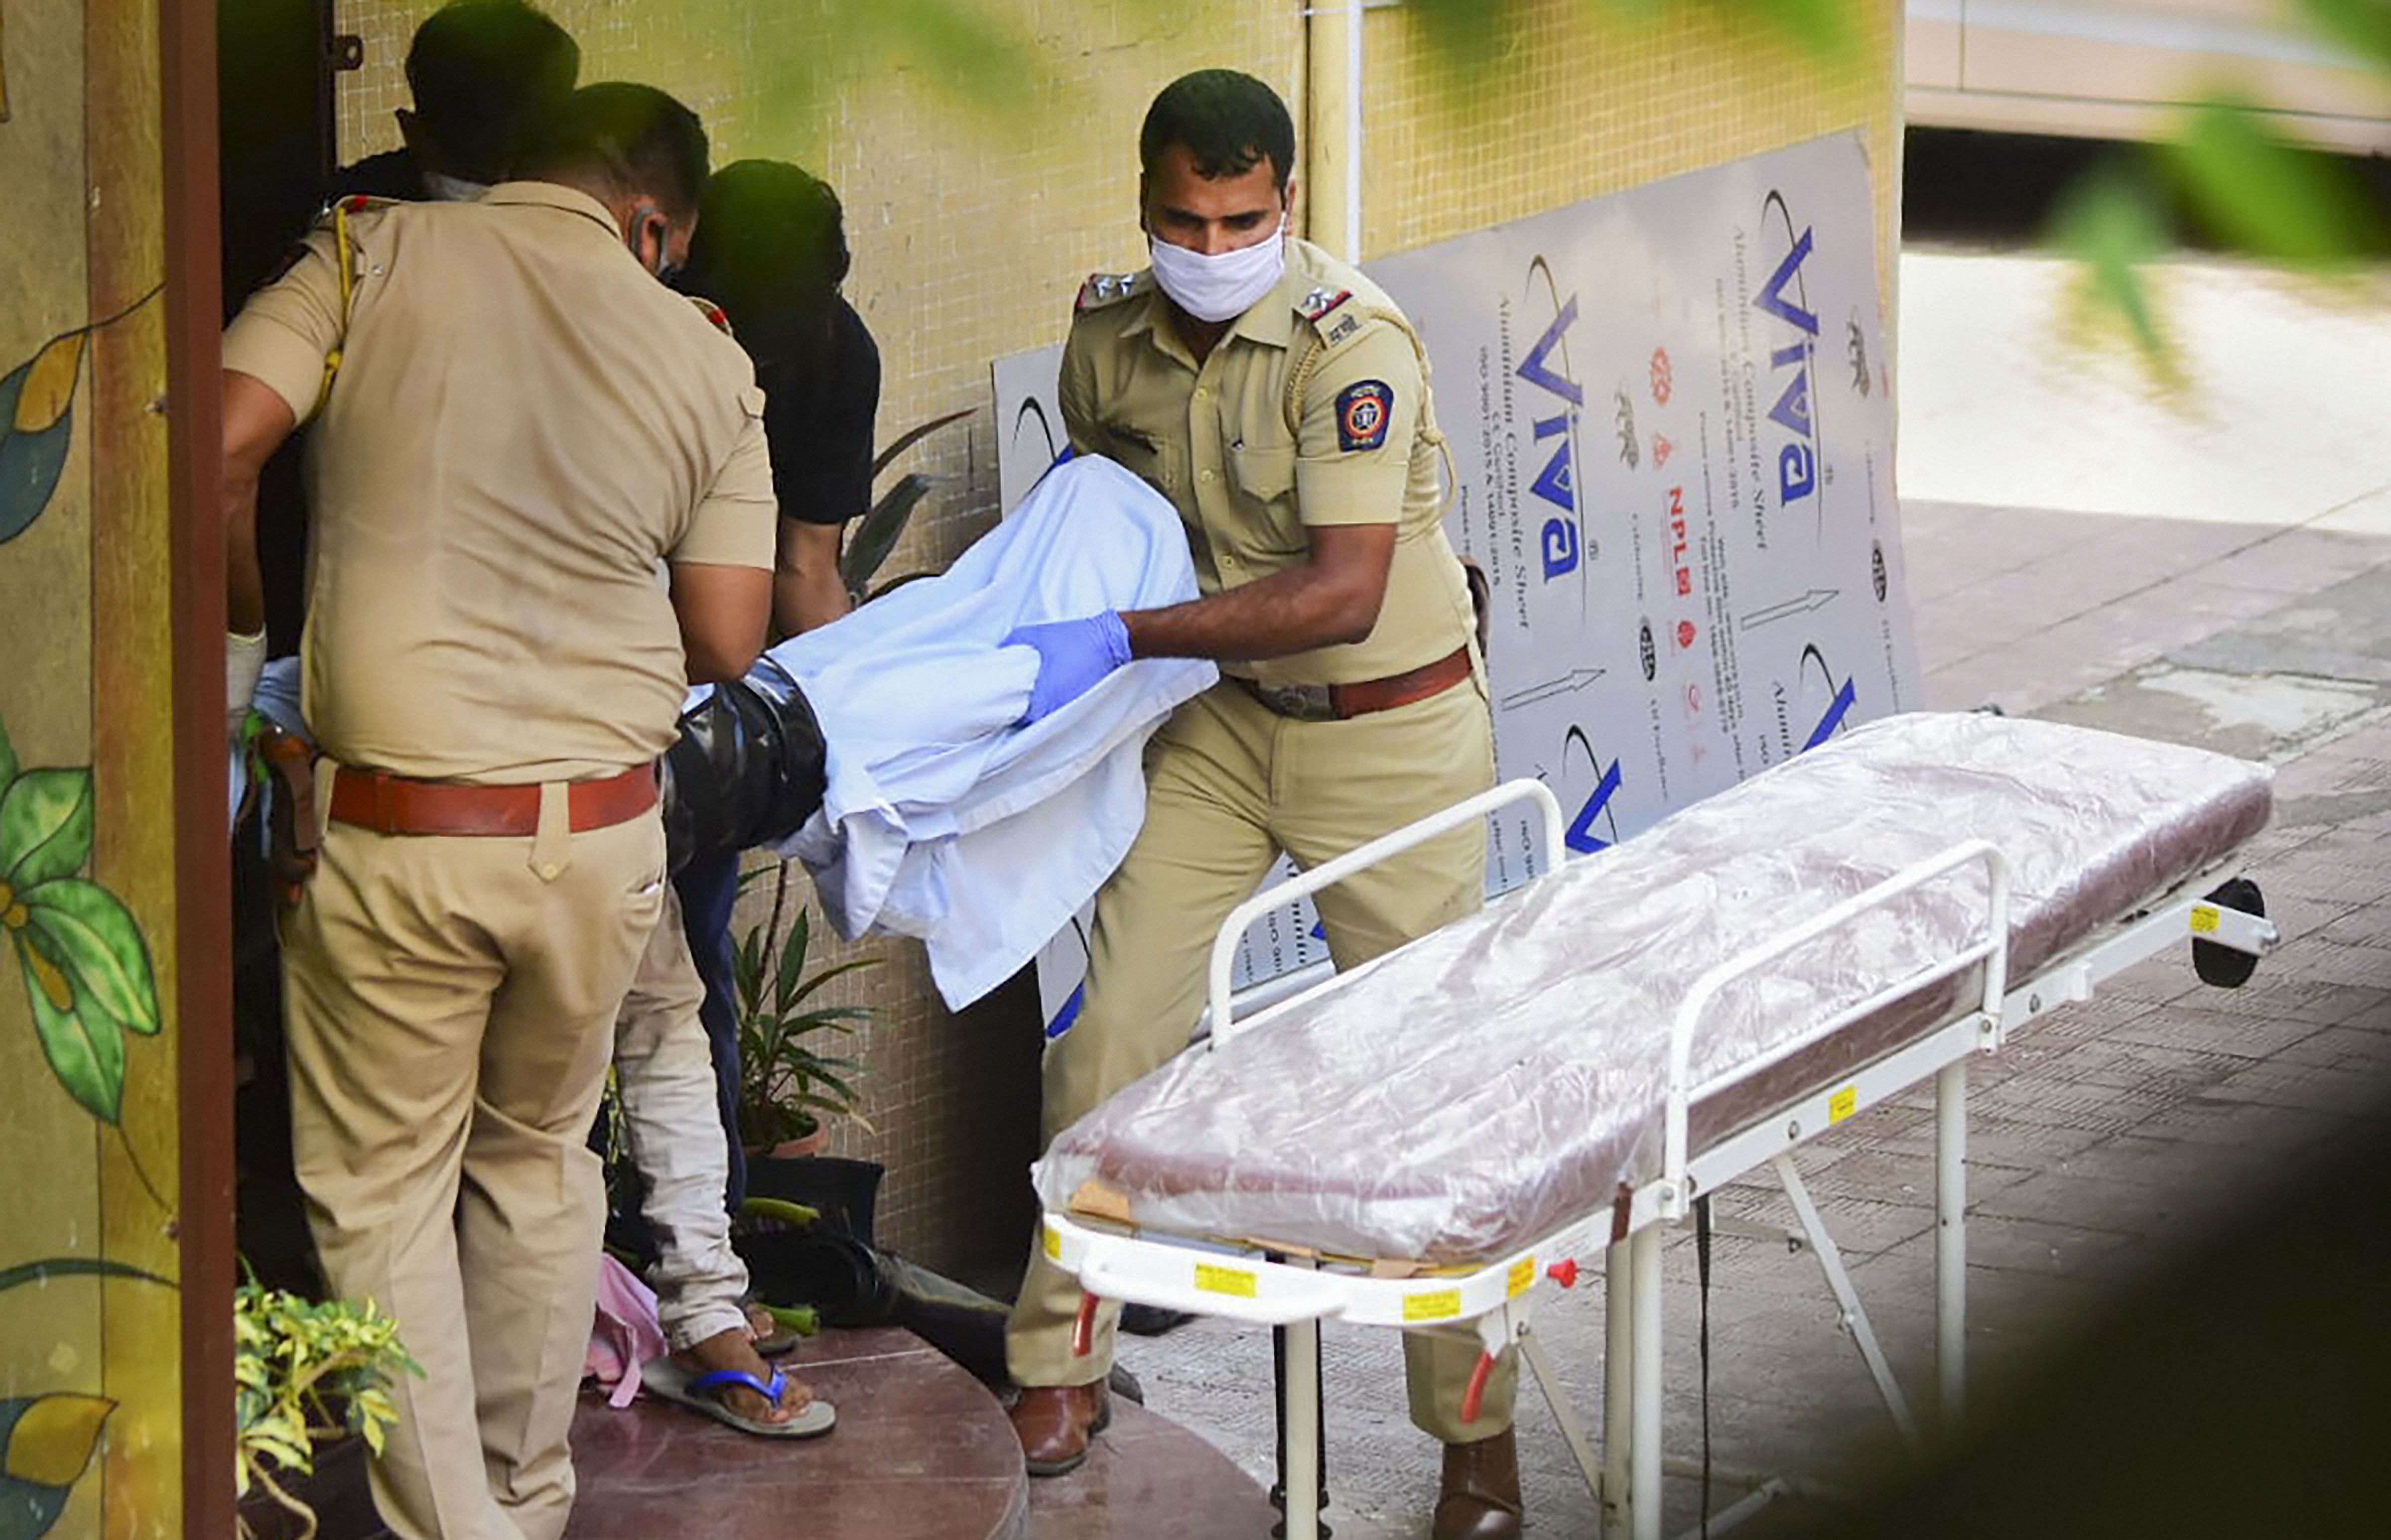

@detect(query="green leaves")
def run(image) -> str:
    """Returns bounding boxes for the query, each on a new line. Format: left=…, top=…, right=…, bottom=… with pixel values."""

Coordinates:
left=18, top=928, right=129, bottom=1121
left=2297, top=0, right=2391, bottom=73
left=843, top=408, right=973, bottom=596
left=21, top=881, right=159, bottom=1035
left=2160, top=96, right=2391, bottom=267
left=733, top=869, right=883, bottom=1149
left=2050, top=157, right=2177, bottom=364
left=2044, top=0, right=2391, bottom=370
left=1, top=768, right=93, bottom=889
left=235, top=1277, right=422, bottom=1496
left=0, top=709, right=162, bottom=1124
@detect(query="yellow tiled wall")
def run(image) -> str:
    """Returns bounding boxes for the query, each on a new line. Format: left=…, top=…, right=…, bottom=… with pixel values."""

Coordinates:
left=1359, top=1, right=1901, bottom=286
left=326, top=0, right=1897, bottom=1271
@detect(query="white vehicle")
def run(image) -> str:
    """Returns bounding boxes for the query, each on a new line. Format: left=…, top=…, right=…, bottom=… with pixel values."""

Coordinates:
left=1907, top=0, right=2391, bottom=151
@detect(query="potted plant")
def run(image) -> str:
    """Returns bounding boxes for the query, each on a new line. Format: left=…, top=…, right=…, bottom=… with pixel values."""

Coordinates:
left=234, top=1276, right=419, bottom=1540
left=839, top=407, right=974, bottom=600
left=733, top=858, right=879, bottom=1159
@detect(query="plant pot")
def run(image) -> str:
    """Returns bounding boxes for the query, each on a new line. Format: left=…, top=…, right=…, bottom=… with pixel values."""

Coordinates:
left=766, top=1126, right=830, bottom=1160
left=745, top=1155, right=884, bottom=1245
left=236, top=1432, right=389, bottom=1540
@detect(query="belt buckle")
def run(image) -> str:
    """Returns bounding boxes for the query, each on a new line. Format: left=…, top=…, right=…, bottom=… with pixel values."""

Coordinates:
left=1250, top=680, right=1338, bottom=723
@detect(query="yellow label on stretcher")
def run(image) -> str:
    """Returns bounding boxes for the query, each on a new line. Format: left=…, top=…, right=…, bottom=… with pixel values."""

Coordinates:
left=1508, top=1258, right=1536, bottom=1298
left=1829, top=1085, right=1859, bottom=1125
left=2190, top=904, right=2222, bottom=935
left=1404, top=1289, right=1463, bottom=1322
left=1196, top=1263, right=1258, bottom=1299
left=1043, top=1224, right=1061, bottom=1260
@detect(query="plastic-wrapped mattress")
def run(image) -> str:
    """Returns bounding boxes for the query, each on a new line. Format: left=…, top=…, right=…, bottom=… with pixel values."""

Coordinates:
left=1033, top=713, right=2272, bottom=1268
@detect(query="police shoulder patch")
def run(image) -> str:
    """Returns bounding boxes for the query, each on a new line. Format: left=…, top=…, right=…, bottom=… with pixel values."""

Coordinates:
left=1075, top=271, right=1145, bottom=315
left=684, top=295, right=735, bottom=336
left=1335, top=379, right=1394, bottom=452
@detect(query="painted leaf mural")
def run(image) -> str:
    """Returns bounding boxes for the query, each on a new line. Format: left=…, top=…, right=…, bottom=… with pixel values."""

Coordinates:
left=0, top=336, right=82, bottom=546
left=0, top=288, right=161, bottom=546
left=0, top=769, right=95, bottom=890
left=0, top=1394, right=115, bottom=1540
left=0, top=711, right=159, bottom=1121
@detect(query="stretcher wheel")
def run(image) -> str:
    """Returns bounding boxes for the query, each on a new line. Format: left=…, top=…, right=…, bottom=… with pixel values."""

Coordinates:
left=2193, top=877, right=2265, bottom=989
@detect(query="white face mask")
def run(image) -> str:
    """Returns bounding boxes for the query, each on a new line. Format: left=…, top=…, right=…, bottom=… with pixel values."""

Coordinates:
left=422, top=170, right=490, bottom=203
left=1148, top=219, right=1288, bottom=324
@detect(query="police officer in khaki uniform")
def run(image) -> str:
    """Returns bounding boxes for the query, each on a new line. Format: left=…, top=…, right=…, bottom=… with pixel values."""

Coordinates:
left=219, top=84, right=775, bottom=1540
left=998, top=70, right=1523, bottom=1540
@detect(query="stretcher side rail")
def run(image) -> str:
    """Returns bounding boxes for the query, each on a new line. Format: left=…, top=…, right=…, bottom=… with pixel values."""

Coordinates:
left=1656, top=839, right=2013, bottom=1221
left=1205, top=778, right=1568, bottom=1050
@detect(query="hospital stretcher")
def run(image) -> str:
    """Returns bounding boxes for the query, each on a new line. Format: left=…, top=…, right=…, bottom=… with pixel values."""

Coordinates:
left=1031, top=713, right=2279, bottom=1540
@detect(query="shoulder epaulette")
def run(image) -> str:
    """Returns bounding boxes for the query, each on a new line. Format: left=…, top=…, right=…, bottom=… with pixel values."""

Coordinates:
left=1075, top=270, right=1148, bottom=315
left=317, top=193, right=397, bottom=226
left=307, top=195, right=397, bottom=419
left=684, top=296, right=735, bottom=337
left=1296, top=284, right=1370, bottom=351
left=1296, top=285, right=1353, bottom=325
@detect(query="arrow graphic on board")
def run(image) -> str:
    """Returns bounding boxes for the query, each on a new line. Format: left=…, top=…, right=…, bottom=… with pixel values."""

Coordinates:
left=1738, top=588, right=1840, bottom=631
left=1502, top=667, right=1607, bottom=711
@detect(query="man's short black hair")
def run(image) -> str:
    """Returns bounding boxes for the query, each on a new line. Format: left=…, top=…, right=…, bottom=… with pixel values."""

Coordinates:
left=678, top=161, right=851, bottom=362
left=1139, top=69, right=1296, bottom=190
left=517, top=82, right=710, bottom=221
left=404, top=0, right=580, bottom=183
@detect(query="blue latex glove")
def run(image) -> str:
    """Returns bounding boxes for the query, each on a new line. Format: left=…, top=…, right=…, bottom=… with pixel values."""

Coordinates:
left=1002, top=612, right=1132, bottom=725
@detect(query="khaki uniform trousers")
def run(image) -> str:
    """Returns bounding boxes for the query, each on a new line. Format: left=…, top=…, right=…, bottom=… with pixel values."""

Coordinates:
left=282, top=798, right=667, bottom=1540
left=1005, top=675, right=1520, bottom=1444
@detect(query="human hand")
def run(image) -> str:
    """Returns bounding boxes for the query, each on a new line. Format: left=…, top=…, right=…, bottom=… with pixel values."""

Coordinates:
left=1001, top=612, right=1132, bottom=725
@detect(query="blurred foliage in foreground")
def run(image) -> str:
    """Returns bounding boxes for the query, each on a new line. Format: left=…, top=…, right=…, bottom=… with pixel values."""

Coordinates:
left=733, top=0, right=1862, bottom=136
left=742, top=0, right=2382, bottom=359
left=2044, top=0, right=2391, bottom=361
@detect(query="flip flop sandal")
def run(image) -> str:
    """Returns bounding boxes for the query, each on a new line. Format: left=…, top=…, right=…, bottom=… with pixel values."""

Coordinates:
left=744, top=1302, right=802, bottom=1358
left=642, top=1355, right=836, bottom=1438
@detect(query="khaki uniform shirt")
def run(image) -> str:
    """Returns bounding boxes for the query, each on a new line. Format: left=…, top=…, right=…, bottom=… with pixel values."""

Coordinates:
left=1059, top=237, right=1475, bottom=689
left=222, top=181, right=776, bottom=784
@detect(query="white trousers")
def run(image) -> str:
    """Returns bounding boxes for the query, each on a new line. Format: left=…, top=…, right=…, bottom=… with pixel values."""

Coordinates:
left=612, top=887, right=751, bottom=1350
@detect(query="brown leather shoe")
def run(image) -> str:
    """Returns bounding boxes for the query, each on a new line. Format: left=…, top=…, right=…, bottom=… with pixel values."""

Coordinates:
left=1008, top=1382, right=1112, bottom=1477
left=1432, top=1427, right=1523, bottom=1540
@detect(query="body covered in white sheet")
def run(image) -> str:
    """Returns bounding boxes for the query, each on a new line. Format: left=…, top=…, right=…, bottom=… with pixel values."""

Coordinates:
left=757, top=455, right=1217, bottom=1007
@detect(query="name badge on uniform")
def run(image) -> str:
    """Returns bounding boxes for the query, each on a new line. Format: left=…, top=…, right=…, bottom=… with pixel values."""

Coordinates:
left=1336, top=380, right=1394, bottom=453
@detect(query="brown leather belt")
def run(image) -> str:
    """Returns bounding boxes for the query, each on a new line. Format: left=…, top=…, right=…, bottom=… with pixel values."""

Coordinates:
left=329, top=762, right=657, bottom=837
left=1235, top=644, right=1474, bottom=723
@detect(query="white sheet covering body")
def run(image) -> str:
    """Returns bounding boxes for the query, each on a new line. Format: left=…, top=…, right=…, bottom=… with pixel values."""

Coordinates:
left=1035, top=713, right=2272, bottom=1267
left=246, top=458, right=1212, bottom=1009
left=761, top=456, right=1217, bottom=1008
